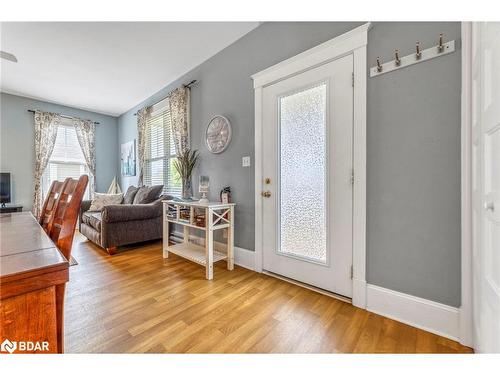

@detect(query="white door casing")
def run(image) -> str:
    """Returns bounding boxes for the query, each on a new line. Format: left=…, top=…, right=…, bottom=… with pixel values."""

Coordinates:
left=460, top=21, right=473, bottom=348
left=261, top=54, right=354, bottom=296
left=471, top=22, right=500, bottom=353
left=252, top=23, right=369, bottom=306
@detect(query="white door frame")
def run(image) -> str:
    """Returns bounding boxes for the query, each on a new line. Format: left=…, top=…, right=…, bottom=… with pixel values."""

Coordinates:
left=460, top=21, right=473, bottom=348
left=252, top=23, right=371, bottom=308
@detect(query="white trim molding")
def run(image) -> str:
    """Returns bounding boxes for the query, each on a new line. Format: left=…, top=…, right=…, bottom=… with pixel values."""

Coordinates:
left=252, top=22, right=370, bottom=308
left=233, top=246, right=255, bottom=271
left=366, top=284, right=460, bottom=341
left=460, top=21, right=473, bottom=348
left=253, top=85, right=263, bottom=274
left=251, top=23, right=371, bottom=89
left=352, top=37, right=368, bottom=309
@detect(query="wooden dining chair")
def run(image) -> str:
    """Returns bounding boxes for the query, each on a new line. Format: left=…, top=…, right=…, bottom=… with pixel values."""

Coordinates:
left=39, top=180, right=65, bottom=233
left=49, top=175, right=89, bottom=261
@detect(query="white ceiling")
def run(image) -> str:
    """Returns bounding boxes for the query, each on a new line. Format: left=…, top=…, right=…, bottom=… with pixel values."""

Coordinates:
left=0, top=22, right=259, bottom=116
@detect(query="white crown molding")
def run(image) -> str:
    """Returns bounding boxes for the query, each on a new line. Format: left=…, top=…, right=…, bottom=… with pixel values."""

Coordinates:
left=251, top=22, right=372, bottom=89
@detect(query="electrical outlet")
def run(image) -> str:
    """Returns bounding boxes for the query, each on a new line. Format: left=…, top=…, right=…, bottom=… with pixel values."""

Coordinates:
left=242, top=156, right=251, bottom=167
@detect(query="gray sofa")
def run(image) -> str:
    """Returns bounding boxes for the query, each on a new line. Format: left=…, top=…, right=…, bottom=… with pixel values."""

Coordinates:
left=79, top=186, right=171, bottom=255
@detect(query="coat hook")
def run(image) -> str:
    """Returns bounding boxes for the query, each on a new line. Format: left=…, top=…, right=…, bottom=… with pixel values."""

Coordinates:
left=395, top=49, right=401, bottom=66
left=438, top=33, right=444, bottom=52
left=376, top=57, right=382, bottom=72
left=416, top=41, right=422, bottom=59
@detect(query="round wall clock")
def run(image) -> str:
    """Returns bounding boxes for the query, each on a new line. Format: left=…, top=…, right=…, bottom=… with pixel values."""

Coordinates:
left=205, top=115, right=232, bottom=154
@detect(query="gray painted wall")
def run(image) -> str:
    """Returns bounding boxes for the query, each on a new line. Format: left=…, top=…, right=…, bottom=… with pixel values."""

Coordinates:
left=0, top=93, right=119, bottom=211
left=367, top=23, right=461, bottom=307
left=117, top=22, right=461, bottom=307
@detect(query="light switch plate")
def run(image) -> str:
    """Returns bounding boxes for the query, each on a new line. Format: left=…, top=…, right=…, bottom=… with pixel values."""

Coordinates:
left=242, top=156, right=251, bottom=167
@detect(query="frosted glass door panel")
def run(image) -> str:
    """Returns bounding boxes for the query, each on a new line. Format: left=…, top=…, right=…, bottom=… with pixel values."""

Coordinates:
left=279, top=83, right=327, bottom=263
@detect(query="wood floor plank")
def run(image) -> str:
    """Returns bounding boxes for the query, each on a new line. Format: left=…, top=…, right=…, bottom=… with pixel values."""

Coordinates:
left=64, top=233, right=473, bottom=353
left=352, top=313, right=385, bottom=353
left=373, top=319, right=399, bottom=353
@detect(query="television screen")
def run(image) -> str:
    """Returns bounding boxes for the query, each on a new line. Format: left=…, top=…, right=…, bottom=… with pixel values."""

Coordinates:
left=0, top=173, right=11, bottom=204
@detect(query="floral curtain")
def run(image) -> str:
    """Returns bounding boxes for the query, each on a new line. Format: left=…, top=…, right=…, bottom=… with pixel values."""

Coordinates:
left=168, top=86, right=190, bottom=155
left=74, top=118, right=96, bottom=197
left=33, top=111, right=61, bottom=218
left=137, top=106, right=152, bottom=186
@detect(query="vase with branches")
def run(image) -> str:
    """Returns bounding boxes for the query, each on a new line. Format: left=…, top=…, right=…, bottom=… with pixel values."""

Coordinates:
left=173, top=149, right=199, bottom=200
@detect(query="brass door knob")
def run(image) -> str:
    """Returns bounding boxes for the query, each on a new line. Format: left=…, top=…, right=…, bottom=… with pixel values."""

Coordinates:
left=261, top=191, right=271, bottom=198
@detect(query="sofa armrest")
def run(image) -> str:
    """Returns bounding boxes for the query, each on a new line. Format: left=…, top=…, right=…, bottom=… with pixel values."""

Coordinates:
left=79, top=200, right=92, bottom=230
left=102, top=203, right=162, bottom=223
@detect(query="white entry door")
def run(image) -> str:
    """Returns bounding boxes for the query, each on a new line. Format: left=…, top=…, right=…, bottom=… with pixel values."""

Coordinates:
left=261, top=54, right=353, bottom=297
left=472, top=22, right=500, bottom=353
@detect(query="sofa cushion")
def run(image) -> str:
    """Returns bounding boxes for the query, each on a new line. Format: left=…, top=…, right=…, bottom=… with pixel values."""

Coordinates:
left=123, top=186, right=139, bottom=204
left=102, top=202, right=163, bottom=223
left=133, top=185, right=163, bottom=204
left=81, top=211, right=102, bottom=231
left=89, top=193, right=123, bottom=211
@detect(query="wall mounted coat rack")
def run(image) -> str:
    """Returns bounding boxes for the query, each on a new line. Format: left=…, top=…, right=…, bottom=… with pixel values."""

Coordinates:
left=370, top=37, right=455, bottom=78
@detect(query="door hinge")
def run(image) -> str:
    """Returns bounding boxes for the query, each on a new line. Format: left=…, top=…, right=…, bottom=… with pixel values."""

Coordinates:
left=352, top=72, right=354, bottom=87
left=350, top=169, right=355, bottom=186
left=350, top=265, right=353, bottom=279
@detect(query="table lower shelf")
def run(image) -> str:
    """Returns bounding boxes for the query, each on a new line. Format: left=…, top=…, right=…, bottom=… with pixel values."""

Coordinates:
left=166, top=242, right=227, bottom=266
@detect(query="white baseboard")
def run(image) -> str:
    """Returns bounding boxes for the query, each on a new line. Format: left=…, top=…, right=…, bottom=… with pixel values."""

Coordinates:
left=366, top=284, right=460, bottom=341
left=233, top=246, right=255, bottom=271
left=170, top=231, right=255, bottom=271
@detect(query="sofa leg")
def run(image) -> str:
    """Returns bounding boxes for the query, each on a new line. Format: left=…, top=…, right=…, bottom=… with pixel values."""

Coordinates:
left=106, top=246, right=117, bottom=255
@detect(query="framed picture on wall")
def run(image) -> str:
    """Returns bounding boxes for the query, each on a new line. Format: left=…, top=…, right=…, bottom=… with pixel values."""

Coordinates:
left=121, top=139, right=136, bottom=176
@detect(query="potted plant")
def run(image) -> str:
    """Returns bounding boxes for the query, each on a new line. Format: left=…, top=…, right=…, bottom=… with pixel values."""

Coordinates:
left=173, top=148, right=199, bottom=200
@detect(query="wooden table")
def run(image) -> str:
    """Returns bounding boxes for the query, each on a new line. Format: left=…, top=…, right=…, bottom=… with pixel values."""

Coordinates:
left=163, top=200, right=235, bottom=280
left=0, top=212, right=69, bottom=354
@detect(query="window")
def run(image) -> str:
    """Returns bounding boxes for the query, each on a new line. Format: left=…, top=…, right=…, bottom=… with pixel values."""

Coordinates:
left=279, top=83, right=327, bottom=263
left=42, top=122, right=90, bottom=200
left=143, top=100, right=182, bottom=196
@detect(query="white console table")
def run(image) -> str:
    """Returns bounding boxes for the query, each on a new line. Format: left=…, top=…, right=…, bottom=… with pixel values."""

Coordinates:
left=162, top=200, right=235, bottom=280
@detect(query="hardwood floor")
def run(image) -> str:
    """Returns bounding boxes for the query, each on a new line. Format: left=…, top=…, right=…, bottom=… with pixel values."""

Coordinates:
left=65, top=233, right=473, bottom=353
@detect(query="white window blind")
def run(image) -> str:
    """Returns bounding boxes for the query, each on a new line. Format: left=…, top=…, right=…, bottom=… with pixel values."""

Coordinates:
left=143, top=102, right=182, bottom=196
left=42, top=124, right=90, bottom=200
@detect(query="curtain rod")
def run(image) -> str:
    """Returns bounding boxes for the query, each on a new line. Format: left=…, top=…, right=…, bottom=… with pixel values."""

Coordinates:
left=183, top=80, right=197, bottom=88
left=133, top=79, right=197, bottom=116
left=27, top=110, right=100, bottom=125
